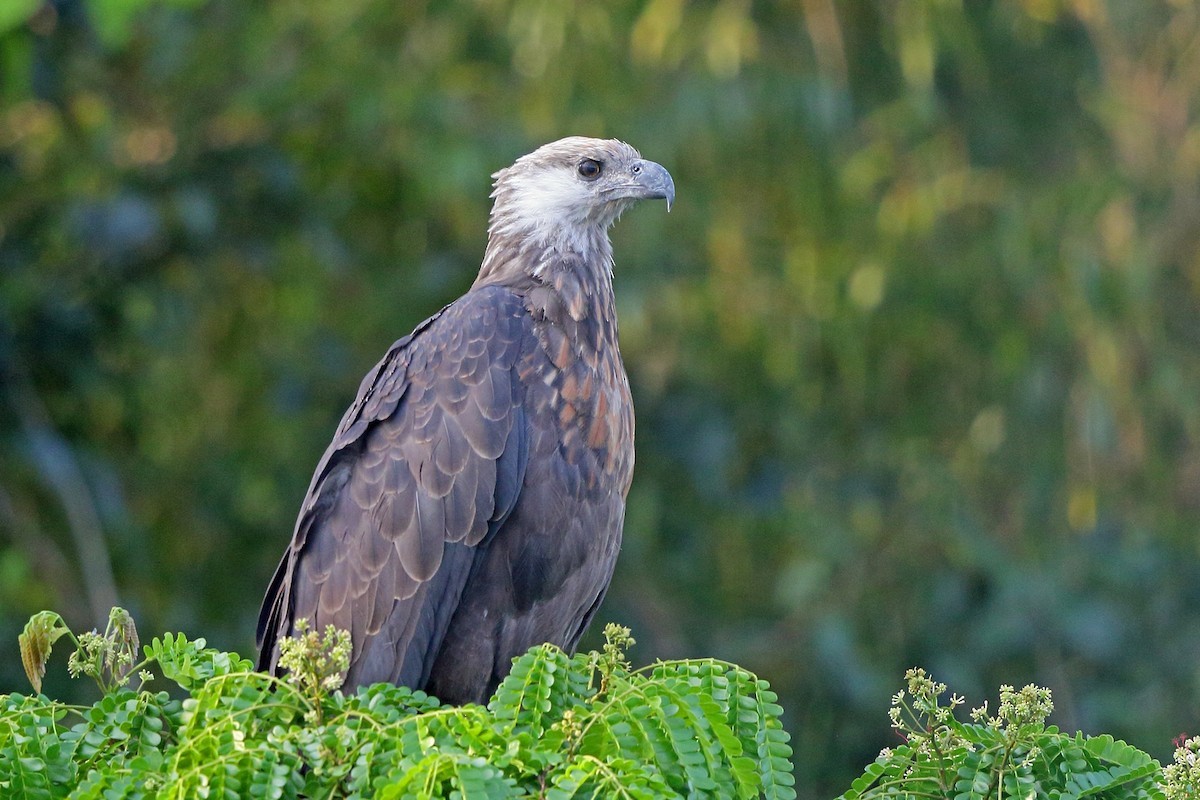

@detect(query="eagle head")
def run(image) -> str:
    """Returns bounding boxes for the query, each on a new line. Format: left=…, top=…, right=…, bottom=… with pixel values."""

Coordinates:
left=487, top=137, right=675, bottom=253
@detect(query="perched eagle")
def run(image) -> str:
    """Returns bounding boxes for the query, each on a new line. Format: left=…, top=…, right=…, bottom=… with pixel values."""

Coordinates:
left=256, top=137, right=674, bottom=704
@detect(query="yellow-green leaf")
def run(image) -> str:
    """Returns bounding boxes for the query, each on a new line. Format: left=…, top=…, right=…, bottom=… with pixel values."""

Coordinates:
left=19, top=610, right=70, bottom=693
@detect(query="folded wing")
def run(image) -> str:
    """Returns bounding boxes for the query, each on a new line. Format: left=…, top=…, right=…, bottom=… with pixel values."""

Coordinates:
left=256, top=286, right=530, bottom=688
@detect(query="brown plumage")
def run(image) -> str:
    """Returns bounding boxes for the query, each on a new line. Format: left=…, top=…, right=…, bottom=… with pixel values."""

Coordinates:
left=256, top=137, right=674, bottom=704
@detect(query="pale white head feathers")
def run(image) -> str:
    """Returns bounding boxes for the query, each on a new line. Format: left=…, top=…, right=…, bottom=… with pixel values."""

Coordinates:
left=482, top=137, right=675, bottom=273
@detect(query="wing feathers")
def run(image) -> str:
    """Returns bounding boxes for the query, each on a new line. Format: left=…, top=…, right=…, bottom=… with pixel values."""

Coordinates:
left=433, top=417, right=471, bottom=475
left=257, top=287, right=533, bottom=687
left=459, top=393, right=509, bottom=458
left=443, top=465, right=477, bottom=543
left=404, top=491, right=446, bottom=581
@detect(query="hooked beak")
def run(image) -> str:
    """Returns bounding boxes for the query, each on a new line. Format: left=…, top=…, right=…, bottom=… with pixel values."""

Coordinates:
left=617, top=159, right=676, bottom=212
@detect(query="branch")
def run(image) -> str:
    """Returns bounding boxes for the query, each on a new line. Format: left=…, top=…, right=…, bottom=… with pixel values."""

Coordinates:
left=3, top=361, right=120, bottom=626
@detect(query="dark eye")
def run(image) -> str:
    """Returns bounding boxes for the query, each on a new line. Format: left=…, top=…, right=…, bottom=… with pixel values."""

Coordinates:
left=577, top=159, right=603, bottom=180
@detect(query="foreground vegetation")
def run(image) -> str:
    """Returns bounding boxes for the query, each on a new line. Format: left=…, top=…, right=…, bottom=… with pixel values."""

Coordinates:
left=6, top=608, right=1199, bottom=798
left=841, top=669, right=1195, bottom=800
left=7, top=609, right=795, bottom=798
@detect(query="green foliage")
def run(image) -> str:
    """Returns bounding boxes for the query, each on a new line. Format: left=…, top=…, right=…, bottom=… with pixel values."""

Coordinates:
left=841, top=669, right=1173, bottom=800
left=2, top=612, right=795, bottom=798
left=142, top=631, right=254, bottom=692
left=21, top=608, right=145, bottom=696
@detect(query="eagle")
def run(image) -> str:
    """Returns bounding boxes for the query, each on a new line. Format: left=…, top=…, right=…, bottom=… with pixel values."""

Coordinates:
left=256, top=137, right=674, bottom=705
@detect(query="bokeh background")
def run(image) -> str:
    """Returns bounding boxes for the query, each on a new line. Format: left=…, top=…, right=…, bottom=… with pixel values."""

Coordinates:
left=4, top=0, right=1200, bottom=794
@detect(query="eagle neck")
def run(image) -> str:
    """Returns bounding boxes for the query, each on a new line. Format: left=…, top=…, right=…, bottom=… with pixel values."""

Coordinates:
left=477, top=223, right=612, bottom=283
left=475, top=231, right=620, bottom=352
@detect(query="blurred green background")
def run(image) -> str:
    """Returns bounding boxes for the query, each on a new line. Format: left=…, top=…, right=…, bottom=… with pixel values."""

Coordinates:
left=3, top=0, right=1200, bottom=794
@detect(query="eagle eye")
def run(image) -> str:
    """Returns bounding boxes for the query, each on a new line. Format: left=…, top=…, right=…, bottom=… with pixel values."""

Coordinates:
left=577, top=159, right=603, bottom=180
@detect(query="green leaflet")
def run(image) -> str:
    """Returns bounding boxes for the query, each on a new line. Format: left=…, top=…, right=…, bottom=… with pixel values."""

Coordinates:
left=489, top=642, right=581, bottom=739
left=568, top=659, right=797, bottom=799
left=145, top=631, right=254, bottom=692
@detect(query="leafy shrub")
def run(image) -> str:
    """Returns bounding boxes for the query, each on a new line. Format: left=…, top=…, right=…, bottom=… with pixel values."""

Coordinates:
left=840, top=668, right=1187, bottom=800
left=5, top=608, right=796, bottom=798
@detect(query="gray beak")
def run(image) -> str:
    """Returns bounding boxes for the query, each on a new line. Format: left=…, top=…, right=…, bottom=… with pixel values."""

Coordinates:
left=628, top=159, right=676, bottom=212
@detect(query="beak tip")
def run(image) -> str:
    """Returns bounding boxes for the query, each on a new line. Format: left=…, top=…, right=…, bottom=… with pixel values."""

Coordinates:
left=662, top=180, right=676, bottom=214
